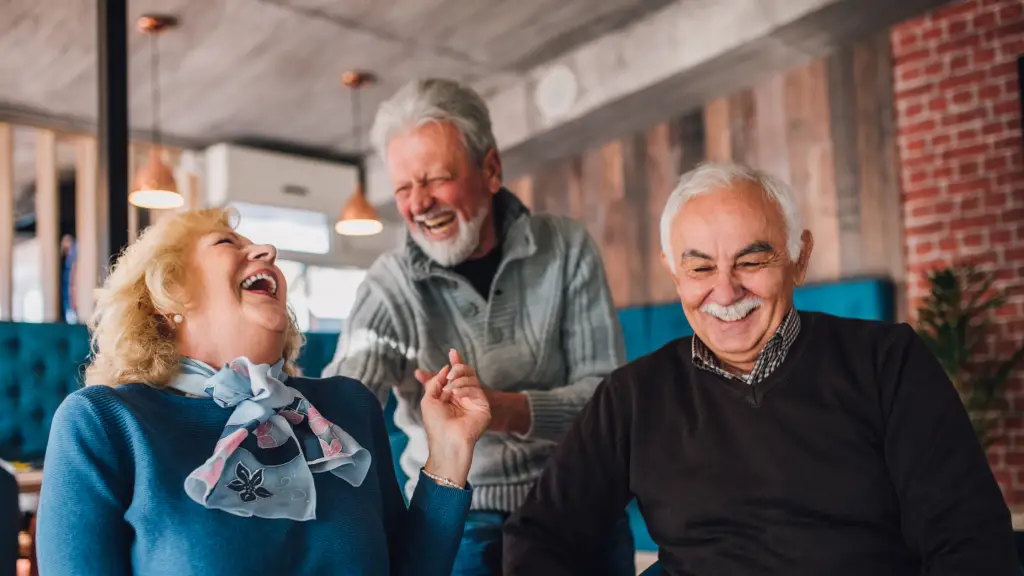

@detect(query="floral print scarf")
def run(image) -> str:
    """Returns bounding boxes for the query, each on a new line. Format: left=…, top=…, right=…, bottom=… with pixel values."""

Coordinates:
left=170, top=357, right=372, bottom=521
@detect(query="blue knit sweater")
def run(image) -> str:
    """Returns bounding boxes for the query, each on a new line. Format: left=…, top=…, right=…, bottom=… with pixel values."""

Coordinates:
left=35, top=375, right=472, bottom=575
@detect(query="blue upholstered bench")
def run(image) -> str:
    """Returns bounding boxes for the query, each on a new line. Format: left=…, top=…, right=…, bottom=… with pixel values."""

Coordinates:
left=0, top=278, right=896, bottom=556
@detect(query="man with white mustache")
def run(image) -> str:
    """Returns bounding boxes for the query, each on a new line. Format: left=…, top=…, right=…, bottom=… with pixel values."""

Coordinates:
left=504, top=162, right=1018, bottom=575
left=322, top=78, right=635, bottom=575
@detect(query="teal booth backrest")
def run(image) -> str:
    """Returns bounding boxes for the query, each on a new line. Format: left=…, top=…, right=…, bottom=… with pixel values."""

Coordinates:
left=0, top=325, right=341, bottom=463
left=0, top=278, right=895, bottom=466
left=617, top=278, right=895, bottom=360
left=0, top=323, right=90, bottom=463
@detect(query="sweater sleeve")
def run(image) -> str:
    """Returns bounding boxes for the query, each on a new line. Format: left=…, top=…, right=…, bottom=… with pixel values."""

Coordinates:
left=881, top=325, right=1018, bottom=575
left=503, top=375, right=632, bottom=575
left=322, top=277, right=412, bottom=407
left=521, top=226, right=626, bottom=442
left=369, top=392, right=471, bottom=576
left=35, top=390, right=133, bottom=576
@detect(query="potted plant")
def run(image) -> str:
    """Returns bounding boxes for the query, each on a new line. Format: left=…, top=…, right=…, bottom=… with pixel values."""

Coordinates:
left=915, top=264, right=1024, bottom=449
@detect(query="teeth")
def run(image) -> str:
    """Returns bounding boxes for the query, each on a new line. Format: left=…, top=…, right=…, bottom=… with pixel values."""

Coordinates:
left=417, top=213, right=455, bottom=228
left=240, top=272, right=277, bottom=296
left=426, top=215, right=453, bottom=227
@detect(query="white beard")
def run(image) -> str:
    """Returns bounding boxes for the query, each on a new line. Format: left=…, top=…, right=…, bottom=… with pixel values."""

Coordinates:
left=701, top=297, right=763, bottom=322
left=410, top=206, right=488, bottom=267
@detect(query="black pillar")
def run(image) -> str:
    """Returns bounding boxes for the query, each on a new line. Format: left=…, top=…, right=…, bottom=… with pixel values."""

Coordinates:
left=98, top=0, right=130, bottom=264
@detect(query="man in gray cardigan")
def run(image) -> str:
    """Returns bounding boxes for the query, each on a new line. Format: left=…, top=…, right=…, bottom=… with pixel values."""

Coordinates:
left=322, top=78, right=634, bottom=575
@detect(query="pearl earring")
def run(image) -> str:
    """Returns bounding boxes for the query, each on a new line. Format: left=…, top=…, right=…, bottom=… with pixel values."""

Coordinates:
left=173, top=314, right=183, bottom=324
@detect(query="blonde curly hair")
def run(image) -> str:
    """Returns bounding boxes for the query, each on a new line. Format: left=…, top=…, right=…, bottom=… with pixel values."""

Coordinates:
left=84, top=207, right=305, bottom=387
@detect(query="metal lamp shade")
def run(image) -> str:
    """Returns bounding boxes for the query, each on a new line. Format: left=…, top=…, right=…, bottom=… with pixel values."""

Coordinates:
left=130, top=148, right=184, bottom=209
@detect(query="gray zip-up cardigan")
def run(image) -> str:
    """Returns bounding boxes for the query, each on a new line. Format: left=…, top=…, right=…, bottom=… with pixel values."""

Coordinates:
left=322, top=190, right=625, bottom=512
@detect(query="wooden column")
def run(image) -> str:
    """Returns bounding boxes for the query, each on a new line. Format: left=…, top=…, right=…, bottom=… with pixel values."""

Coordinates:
left=35, top=129, right=61, bottom=321
left=0, top=124, right=13, bottom=321
left=75, top=136, right=99, bottom=321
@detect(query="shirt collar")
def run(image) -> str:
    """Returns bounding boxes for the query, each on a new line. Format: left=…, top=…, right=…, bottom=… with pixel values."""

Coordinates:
left=406, top=188, right=535, bottom=280
left=692, top=307, right=802, bottom=384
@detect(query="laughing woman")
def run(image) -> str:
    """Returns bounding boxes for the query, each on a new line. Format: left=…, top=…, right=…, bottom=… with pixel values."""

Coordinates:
left=35, top=208, right=490, bottom=576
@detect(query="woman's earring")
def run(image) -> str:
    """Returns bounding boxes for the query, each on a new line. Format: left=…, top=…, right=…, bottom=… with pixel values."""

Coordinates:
left=172, top=314, right=183, bottom=324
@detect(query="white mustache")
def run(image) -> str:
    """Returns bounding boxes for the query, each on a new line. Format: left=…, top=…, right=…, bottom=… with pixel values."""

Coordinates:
left=701, top=297, right=763, bottom=322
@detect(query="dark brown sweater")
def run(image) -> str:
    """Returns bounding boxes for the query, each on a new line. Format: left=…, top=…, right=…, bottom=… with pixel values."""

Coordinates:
left=503, top=312, right=1018, bottom=575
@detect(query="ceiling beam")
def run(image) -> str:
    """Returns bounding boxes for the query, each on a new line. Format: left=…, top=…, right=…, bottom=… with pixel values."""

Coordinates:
left=486, top=0, right=948, bottom=179
left=0, top=102, right=202, bottom=150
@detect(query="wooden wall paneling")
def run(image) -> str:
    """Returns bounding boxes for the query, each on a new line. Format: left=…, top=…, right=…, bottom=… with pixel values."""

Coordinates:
left=727, top=90, right=758, bottom=166
left=507, top=176, right=535, bottom=211
left=597, top=140, right=633, bottom=307
left=35, top=129, right=61, bottom=321
left=671, top=110, right=707, bottom=180
left=752, top=75, right=793, bottom=184
left=530, top=161, right=569, bottom=216
left=566, top=156, right=585, bottom=224
left=853, top=32, right=904, bottom=282
left=704, top=98, right=732, bottom=162
left=75, top=136, right=99, bottom=321
left=618, top=132, right=650, bottom=306
left=784, top=60, right=841, bottom=281
left=577, top=146, right=607, bottom=245
left=0, top=124, right=12, bottom=320
left=826, top=44, right=866, bottom=276
left=645, top=122, right=678, bottom=303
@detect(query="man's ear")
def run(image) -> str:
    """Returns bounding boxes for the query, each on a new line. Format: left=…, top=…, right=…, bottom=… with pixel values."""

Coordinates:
left=793, top=230, right=814, bottom=286
left=482, top=147, right=502, bottom=194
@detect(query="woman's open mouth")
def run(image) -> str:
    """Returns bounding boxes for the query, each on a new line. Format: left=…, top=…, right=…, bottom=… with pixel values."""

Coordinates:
left=239, top=271, right=279, bottom=299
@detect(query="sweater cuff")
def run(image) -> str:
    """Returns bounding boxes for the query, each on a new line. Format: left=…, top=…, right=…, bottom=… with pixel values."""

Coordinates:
left=521, top=389, right=575, bottom=442
left=411, top=469, right=473, bottom=514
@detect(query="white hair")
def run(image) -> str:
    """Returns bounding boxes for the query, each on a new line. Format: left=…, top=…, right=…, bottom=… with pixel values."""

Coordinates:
left=660, top=162, right=804, bottom=271
left=370, top=78, right=496, bottom=164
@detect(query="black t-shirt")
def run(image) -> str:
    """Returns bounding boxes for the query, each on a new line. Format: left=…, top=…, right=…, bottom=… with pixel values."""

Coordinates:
left=452, top=245, right=502, bottom=299
left=503, top=312, right=1019, bottom=576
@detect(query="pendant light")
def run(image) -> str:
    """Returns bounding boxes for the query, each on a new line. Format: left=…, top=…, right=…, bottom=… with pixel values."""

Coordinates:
left=335, top=71, right=383, bottom=236
left=130, top=15, right=183, bottom=210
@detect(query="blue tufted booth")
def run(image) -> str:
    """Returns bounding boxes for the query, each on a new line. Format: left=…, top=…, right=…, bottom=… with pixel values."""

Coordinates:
left=0, top=278, right=896, bottom=556
left=0, top=323, right=89, bottom=464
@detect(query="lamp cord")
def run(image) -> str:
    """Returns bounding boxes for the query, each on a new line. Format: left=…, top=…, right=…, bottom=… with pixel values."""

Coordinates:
left=351, top=81, right=366, bottom=192
left=150, top=33, right=162, bottom=148
left=352, top=84, right=361, bottom=151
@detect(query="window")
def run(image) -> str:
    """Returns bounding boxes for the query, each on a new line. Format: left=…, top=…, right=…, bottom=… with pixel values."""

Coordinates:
left=230, top=202, right=332, bottom=255
left=278, top=259, right=366, bottom=333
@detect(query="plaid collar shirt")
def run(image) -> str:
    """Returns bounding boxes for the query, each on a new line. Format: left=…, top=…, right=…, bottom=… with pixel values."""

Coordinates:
left=692, top=308, right=801, bottom=385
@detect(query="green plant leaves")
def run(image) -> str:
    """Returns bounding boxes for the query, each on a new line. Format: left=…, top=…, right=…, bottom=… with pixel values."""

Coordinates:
left=915, top=264, right=1024, bottom=449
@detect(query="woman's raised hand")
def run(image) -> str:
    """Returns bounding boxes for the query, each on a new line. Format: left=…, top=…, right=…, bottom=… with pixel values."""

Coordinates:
left=415, top=349, right=491, bottom=487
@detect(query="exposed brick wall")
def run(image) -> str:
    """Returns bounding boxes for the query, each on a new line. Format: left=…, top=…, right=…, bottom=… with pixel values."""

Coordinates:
left=892, top=0, right=1024, bottom=506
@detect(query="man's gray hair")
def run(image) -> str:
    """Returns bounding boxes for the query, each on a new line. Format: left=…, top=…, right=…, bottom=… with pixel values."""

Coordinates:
left=370, top=78, right=497, bottom=164
left=660, top=162, right=804, bottom=271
